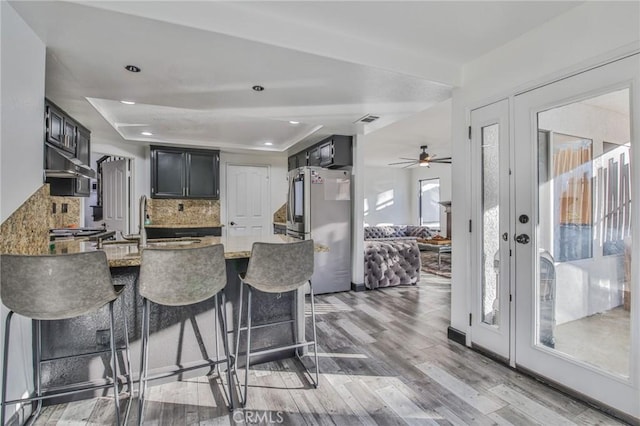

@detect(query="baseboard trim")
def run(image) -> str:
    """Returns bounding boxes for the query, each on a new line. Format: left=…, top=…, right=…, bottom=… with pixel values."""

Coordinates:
left=351, top=282, right=366, bottom=292
left=447, top=326, right=466, bottom=345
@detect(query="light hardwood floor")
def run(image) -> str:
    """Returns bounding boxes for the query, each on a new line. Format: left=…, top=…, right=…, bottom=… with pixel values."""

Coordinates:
left=30, top=274, right=627, bottom=425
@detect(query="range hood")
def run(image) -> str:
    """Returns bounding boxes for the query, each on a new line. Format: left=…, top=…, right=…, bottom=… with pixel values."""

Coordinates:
left=45, top=142, right=96, bottom=179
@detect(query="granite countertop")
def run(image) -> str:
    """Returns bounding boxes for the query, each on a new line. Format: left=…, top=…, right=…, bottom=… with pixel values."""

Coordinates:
left=273, top=222, right=286, bottom=226
left=52, top=235, right=328, bottom=268
left=145, top=224, right=223, bottom=228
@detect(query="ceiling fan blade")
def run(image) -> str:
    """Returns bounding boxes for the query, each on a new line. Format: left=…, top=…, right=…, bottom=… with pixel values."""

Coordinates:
left=402, top=163, right=416, bottom=169
left=398, top=157, right=416, bottom=160
left=429, top=157, right=452, bottom=163
left=388, top=160, right=416, bottom=165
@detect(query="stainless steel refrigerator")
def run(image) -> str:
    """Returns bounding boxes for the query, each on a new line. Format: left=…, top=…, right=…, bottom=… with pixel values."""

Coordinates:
left=287, top=167, right=351, bottom=294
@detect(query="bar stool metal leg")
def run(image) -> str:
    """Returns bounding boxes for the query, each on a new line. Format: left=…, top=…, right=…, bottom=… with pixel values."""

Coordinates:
left=109, top=301, right=121, bottom=425
left=309, top=282, right=320, bottom=388
left=32, top=319, right=44, bottom=421
left=138, top=298, right=151, bottom=425
left=241, top=286, right=253, bottom=407
left=1, top=311, right=13, bottom=426
left=217, top=292, right=235, bottom=410
left=234, top=281, right=244, bottom=372
left=120, top=299, right=133, bottom=423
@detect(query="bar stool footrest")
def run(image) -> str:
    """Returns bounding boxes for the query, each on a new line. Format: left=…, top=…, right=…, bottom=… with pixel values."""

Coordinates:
left=143, top=358, right=232, bottom=383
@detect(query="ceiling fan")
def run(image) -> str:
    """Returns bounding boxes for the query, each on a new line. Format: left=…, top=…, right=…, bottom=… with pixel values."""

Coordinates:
left=388, top=145, right=452, bottom=168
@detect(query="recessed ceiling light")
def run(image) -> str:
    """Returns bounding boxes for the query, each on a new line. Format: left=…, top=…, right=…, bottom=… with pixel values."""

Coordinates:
left=264, top=142, right=273, bottom=146
left=252, top=85, right=265, bottom=92
left=125, top=65, right=141, bottom=73
left=289, top=121, right=299, bottom=125
left=120, top=100, right=136, bottom=105
left=141, top=131, right=153, bottom=136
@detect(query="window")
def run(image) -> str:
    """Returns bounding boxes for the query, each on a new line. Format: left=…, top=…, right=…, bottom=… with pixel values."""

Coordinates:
left=419, top=178, right=440, bottom=229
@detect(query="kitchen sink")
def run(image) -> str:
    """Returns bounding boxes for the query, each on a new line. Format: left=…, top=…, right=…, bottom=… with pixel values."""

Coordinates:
left=146, top=238, right=201, bottom=247
left=100, top=238, right=201, bottom=248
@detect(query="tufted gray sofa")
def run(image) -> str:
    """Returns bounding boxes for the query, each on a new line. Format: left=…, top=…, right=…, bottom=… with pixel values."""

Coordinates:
left=364, top=225, right=435, bottom=241
left=364, top=239, right=421, bottom=290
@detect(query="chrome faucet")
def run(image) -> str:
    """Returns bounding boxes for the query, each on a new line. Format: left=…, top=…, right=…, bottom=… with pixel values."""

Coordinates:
left=139, top=195, right=148, bottom=248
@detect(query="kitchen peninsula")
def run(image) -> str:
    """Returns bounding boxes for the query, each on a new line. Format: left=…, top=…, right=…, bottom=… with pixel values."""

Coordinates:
left=42, top=235, right=326, bottom=401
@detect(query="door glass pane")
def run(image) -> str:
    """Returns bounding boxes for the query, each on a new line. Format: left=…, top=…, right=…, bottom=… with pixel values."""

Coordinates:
left=482, top=123, right=500, bottom=326
left=537, top=88, right=631, bottom=377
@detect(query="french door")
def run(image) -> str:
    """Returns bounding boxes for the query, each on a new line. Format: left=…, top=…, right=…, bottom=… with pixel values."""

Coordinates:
left=469, top=99, right=512, bottom=360
left=513, top=54, right=639, bottom=419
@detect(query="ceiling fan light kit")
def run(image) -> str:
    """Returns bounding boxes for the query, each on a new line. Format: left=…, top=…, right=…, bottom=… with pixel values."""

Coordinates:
left=388, top=145, right=451, bottom=167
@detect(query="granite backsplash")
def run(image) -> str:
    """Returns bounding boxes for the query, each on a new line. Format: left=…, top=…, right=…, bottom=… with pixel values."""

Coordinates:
left=1, top=185, right=85, bottom=255
left=1, top=185, right=50, bottom=255
left=273, top=203, right=286, bottom=223
left=49, top=196, right=81, bottom=229
left=147, top=198, right=221, bottom=226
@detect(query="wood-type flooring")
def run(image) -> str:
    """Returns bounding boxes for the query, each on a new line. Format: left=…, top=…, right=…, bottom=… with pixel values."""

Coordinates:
left=28, top=274, right=627, bottom=425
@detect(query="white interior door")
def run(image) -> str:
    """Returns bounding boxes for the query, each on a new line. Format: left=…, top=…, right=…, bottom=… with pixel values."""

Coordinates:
left=102, top=159, right=128, bottom=235
left=470, top=99, right=512, bottom=360
left=226, top=164, right=270, bottom=237
left=514, top=54, right=639, bottom=420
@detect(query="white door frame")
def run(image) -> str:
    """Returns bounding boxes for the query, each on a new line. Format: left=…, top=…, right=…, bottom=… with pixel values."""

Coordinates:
left=513, top=53, right=639, bottom=419
left=469, top=98, right=512, bottom=361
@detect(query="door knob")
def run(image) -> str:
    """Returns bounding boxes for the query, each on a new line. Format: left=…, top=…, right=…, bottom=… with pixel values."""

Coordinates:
left=515, top=234, right=530, bottom=244
left=230, top=221, right=236, bottom=226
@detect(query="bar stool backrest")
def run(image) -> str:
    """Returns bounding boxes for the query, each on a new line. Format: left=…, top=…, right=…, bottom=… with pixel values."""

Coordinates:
left=139, top=244, right=226, bottom=306
left=0, top=251, right=117, bottom=320
left=244, top=240, right=314, bottom=293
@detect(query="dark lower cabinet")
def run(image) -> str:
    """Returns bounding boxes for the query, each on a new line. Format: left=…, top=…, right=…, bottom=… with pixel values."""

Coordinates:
left=145, top=226, right=222, bottom=239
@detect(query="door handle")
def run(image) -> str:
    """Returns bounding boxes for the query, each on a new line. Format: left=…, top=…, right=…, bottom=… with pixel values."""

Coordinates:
left=230, top=221, right=236, bottom=226
left=502, top=232, right=508, bottom=241
left=515, top=234, right=530, bottom=244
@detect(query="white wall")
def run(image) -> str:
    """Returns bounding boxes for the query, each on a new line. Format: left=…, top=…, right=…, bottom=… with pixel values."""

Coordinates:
left=219, top=151, right=288, bottom=233
left=411, top=164, right=452, bottom=233
left=0, top=2, right=45, bottom=222
left=450, top=1, right=640, bottom=333
left=0, top=2, right=46, bottom=422
left=363, top=167, right=412, bottom=226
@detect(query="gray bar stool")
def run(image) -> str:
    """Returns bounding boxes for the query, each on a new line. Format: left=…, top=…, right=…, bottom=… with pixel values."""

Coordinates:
left=234, top=240, right=318, bottom=406
left=137, top=243, right=232, bottom=424
left=1, top=251, right=132, bottom=425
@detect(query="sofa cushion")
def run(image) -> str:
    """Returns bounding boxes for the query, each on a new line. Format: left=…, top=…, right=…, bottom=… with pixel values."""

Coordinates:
left=364, top=240, right=421, bottom=289
left=405, top=226, right=435, bottom=239
left=364, top=225, right=408, bottom=239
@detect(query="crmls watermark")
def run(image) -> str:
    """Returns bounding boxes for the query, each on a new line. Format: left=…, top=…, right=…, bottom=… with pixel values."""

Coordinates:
left=232, top=410, right=285, bottom=424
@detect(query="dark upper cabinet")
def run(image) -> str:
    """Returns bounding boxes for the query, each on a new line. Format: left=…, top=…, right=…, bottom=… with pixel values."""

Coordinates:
left=45, top=99, right=92, bottom=197
left=153, top=149, right=185, bottom=197
left=318, top=135, right=351, bottom=168
left=288, top=151, right=309, bottom=171
left=288, top=135, right=352, bottom=170
left=151, top=146, right=219, bottom=199
left=287, top=155, right=297, bottom=171
left=76, top=127, right=90, bottom=165
left=187, top=152, right=217, bottom=198
left=308, top=146, right=321, bottom=166
left=46, top=104, right=66, bottom=149
left=296, top=151, right=307, bottom=168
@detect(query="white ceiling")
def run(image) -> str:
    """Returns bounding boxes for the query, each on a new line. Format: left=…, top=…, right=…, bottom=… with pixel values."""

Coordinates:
left=10, top=1, right=581, bottom=162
